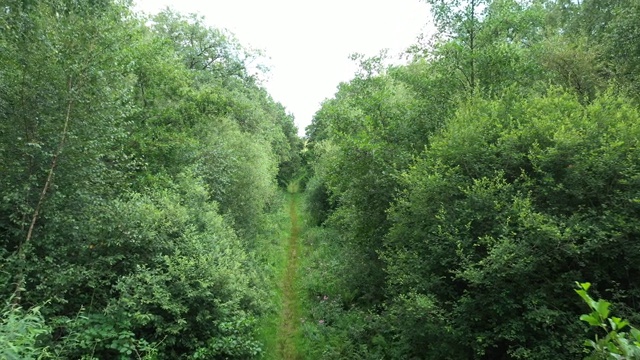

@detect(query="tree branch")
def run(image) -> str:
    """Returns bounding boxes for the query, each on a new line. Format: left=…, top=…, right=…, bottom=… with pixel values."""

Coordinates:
left=13, top=76, right=75, bottom=305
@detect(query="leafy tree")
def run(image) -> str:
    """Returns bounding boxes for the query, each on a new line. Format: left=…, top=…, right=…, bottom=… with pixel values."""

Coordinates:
left=151, top=9, right=262, bottom=82
left=0, top=1, right=300, bottom=358
left=305, top=54, right=452, bottom=304
left=384, top=88, right=640, bottom=359
left=0, top=0, right=137, bottom=303
left=424, top=0, right=488, bottom=93
left=300, top=0, right=640, bottom=358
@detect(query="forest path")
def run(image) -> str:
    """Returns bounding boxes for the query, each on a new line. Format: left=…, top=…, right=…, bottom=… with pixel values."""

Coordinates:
left=277, top=182, right=302, bottom=360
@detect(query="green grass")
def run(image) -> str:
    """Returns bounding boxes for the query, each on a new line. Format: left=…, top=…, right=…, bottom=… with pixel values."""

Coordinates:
left=257, top=184, right=307, bottom=359
left=255, top=190, right=289, bottom=359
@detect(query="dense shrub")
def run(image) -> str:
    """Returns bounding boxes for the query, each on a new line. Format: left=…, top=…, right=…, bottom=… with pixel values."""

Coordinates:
left=384, top=89, right=640, bottom=358
left=0, top=1, right=299, bottom=358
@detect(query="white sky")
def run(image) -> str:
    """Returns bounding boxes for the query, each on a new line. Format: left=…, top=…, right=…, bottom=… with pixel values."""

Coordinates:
left=133, top=0, right=432, bottom=136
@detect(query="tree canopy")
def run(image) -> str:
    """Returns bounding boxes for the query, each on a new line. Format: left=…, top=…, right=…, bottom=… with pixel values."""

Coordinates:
left=0, top=1, right=301, bottom=358
left=301, top=0, right=640, bottom=358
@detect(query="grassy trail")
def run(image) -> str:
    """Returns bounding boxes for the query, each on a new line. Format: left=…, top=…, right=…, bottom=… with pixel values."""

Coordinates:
left=277, top=184, right=303, bottom=359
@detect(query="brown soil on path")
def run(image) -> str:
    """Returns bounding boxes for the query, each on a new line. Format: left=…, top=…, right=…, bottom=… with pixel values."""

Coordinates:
left=278, top=188, right=302, bottom=360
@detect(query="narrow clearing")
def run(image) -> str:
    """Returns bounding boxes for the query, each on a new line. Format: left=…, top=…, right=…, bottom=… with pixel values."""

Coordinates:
left=278, top=188, right=302, bottom=359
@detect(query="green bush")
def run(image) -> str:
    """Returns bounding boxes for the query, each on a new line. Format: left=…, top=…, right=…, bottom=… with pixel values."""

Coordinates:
left=0, top=301, right=50, bottom=360
left=384, top=88, right=640, bottom=358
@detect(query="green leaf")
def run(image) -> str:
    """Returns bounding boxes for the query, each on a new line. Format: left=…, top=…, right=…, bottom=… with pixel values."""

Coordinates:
left=585, top=339, right=598, bottom=348
left=609, top=317, right=629, bottom=331
left=581, top=314, right=602, bottom=327
left=576, top=282, right=598, bottom=309
left=596, top=300, right=611, bottom=320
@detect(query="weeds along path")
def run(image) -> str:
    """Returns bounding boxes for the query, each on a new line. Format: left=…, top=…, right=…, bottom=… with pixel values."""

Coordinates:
left=278, top=183, right=302, bottom=360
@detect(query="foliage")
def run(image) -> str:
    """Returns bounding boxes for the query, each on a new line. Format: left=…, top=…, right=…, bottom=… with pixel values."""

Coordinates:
left=0, top=0, right=300, bottom=358
left=197, top=120, right=278, bottom=238
left=304, top=55, right=458, bottom=305
left=300, top=0, right=640, bottom=357
left=576, top=282, right=640, bottom=360
left=4, top=0, right=640, bottom=358
left=382, top=89, right=640, bottom=358
left=0, top=301, right=51, bottom=360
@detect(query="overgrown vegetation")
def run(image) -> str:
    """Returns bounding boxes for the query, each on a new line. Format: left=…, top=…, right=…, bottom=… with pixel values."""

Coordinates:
left=301, top=0, right=640, bottom=358
left=0, top=0, right=300, bottom=358
left=2, top=0, right=640, bottom=358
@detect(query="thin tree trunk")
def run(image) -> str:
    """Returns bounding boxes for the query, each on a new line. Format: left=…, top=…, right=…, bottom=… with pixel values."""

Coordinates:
left=13, top=76, right=74, bottom=305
